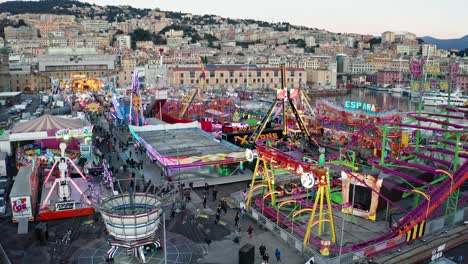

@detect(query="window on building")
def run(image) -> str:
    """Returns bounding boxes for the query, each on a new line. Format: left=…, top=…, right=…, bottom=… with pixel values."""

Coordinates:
left=220, top=73, right=224, bottom=77
left=180, top=73, right=184, bottom=78
left=191, top=80, right=194, bottom=84
left=266, top=72, right=270, bottom=77
left=181, top=80, right=184, bottom=84
left=253, top=79, right=256, bottom=83
left=190, top=71, right=195, bottom=78
left=230, top=79, right=233, bottom=83
left=225, top=79, right=228, bottom=83
left=256, top=71, right=261, bottom=77
left=216, top=79, right=219, bottom=84
left=229, top=71, right=234, bottom=77
left=210, top=71, right=215, bottom=77
left=235, top=79, right=238, bottom=83
left=239, top=73, right=243, bottom=77
left=299, top=72, right=302, bottom=77
left=244, top=79, right=247, bottom=83
left=270, top=78, right=273, bottom=83
left=291, top=70, right=295, bottom=77
left=274, top=71, right=278, bottom=77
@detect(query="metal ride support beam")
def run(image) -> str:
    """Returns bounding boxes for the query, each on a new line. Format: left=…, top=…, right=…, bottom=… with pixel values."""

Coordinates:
left=247, top=100, right=279, bottom=146
left=288, top=95, right=311, bottom=138
left=438, top=169, right=459, bottom=223
left=281, top=64, right=288, bottom=137
left=178, top=89, right=198, bottom=119
left=303, top=169, right=336, bottom=248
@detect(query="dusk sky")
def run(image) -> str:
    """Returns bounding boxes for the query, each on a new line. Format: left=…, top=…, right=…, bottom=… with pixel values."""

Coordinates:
left=80, top=0, right=468, bottom=39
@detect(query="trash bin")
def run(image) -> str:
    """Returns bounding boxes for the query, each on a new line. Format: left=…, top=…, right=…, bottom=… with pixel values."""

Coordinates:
left=239, top=243, right=255, bottom=264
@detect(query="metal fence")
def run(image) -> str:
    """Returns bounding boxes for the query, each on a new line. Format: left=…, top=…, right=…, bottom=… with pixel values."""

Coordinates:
left=0, top=242, right=11, bottom=264
left=236, top=190, right=468, bottom=264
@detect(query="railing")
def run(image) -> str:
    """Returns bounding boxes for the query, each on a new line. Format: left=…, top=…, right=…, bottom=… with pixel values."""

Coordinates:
left=0, top=242, right=12, bottom=264
left=241, top=195, right=467, bottom=264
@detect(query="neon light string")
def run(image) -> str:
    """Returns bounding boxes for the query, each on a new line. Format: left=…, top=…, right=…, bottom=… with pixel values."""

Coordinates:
left=44, top=160, right=58, bottom=183
left=69, top=178, right=91, bottom=205
left=67, top=158, right=87, bottom=180
left=40, top=180, right=58, bottom=209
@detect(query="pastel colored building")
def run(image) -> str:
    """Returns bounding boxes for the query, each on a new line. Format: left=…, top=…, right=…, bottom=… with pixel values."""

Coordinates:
left=376, top=71, right=402, bottom=86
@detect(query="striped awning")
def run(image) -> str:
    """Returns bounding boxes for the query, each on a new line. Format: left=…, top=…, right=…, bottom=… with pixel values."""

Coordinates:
left=11, top=115, right=84, bottom=134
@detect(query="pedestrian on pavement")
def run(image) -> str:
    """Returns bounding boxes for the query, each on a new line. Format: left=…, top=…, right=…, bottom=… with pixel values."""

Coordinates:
left=263, top=252, right=269, bottom=263
left=221, top=198, right=228, bottom=214
left=259, top=244, right=266, bottom=257
left=234, top=212, right=239, bottom=227
left=247, top=225, right=253, bottom=239
left=212, top=186, right=218, bottom=201
left=203, top=194, right=207, bottom=209
left=204, top=182, right=209, bottom=192
left=216, top=205, right=222, bottom=215
left=275, top=248, right=281, bottom=262
left=189, top=182, right=193, bottom=189
left=242, top=189, right=248, bottom=202
left=215, top=212, right=221, bottom=224
left=241, top=206, right=246, bottom=219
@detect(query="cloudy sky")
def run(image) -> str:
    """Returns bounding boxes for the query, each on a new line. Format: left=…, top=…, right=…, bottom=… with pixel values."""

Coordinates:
left=80, top=0, right=465, bottom=38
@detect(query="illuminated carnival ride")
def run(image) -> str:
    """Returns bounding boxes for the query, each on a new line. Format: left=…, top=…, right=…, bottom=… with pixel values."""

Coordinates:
left=244, top=63, right=467, bottom=258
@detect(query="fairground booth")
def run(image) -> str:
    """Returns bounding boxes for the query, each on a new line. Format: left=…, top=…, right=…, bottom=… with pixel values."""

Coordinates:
left=9, top=114, right=95, bottom=220
left=129, top=120, right=247, bottom=182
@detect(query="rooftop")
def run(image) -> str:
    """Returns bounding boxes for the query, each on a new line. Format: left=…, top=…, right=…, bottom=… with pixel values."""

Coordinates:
left=0, top=92, right=22, bottom=98
left=137, top=128, right=243, bottom=157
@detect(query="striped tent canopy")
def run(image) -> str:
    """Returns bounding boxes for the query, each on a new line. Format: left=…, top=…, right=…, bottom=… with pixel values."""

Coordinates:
left=11, top=114, right=84, bottom=134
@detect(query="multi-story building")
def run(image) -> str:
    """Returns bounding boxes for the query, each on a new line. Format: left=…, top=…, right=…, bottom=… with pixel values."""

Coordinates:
left=307, top=69, right=336, bottom=88
left=145, top=64, right=169, bottom=87
left=395, top=44, right=420, bottom=55
left=0, top=48, right=10, bottom=92
left=456, top=74, right=468, bottom=94
left=116, top=35, right=132, bottom=50
left=9, top=64, right=51, bottom=92
left=117, top=57, right=137, bottom=88
left=81, top=19, right=110, bottom=33
left=4, top=26, right=39, bottom=41
left=37, top=48, right=118, bottom=80
left=169, top=64, right=306, bottom=89
left=349, top=61, right=377, bottom=74
left=381, top=31, right=395, bottom=43
left=422, top=44, right=437, bottom=57
left=376, top=70, right=402, bottom=86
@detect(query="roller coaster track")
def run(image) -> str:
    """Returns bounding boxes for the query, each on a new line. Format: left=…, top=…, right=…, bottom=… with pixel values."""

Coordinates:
left=252, top=104, right=467, bottom=253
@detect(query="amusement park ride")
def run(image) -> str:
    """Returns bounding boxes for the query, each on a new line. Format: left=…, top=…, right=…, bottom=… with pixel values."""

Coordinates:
left=243, top=60, right=468, bottom=258
left=39, top=143, right=94, bottom=220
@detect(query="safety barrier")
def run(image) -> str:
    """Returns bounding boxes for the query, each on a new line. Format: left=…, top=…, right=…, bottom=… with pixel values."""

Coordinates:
left=0, top=242, right=11, bottom=264
left=246, top=205, right=467, bottom=264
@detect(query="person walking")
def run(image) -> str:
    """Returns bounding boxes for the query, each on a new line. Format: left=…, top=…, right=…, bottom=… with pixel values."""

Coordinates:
left=212, top=186, right=218, bottom=201
left=234, top=212, right=239, bottom=227
left=203, top=194, right=207, bottom=209
left=215, top=212, right=221, bottom=225
left=241, top=206, right=246, bottom=219
left=275, top=248, right=281, bottom=262
left=221, top=198, right=228, bottom=214
left=247, top=225, right=253, bottom=239
left=263, top=252, right=269, bottom=264
left=259, top=244, right=266, bottom=257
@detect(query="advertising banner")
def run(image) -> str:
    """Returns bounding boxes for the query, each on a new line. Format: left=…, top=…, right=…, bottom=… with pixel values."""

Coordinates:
left=11, top=196, right=32, bottom=218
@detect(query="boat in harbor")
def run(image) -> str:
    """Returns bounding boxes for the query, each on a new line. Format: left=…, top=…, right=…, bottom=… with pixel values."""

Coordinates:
left=367, top=84, right=389, bottom=92
left=422, top=92, right=468, bottom=106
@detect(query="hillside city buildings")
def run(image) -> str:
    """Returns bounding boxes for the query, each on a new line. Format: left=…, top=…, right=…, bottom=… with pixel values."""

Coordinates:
left=0, top=9, right=466, bottom=94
